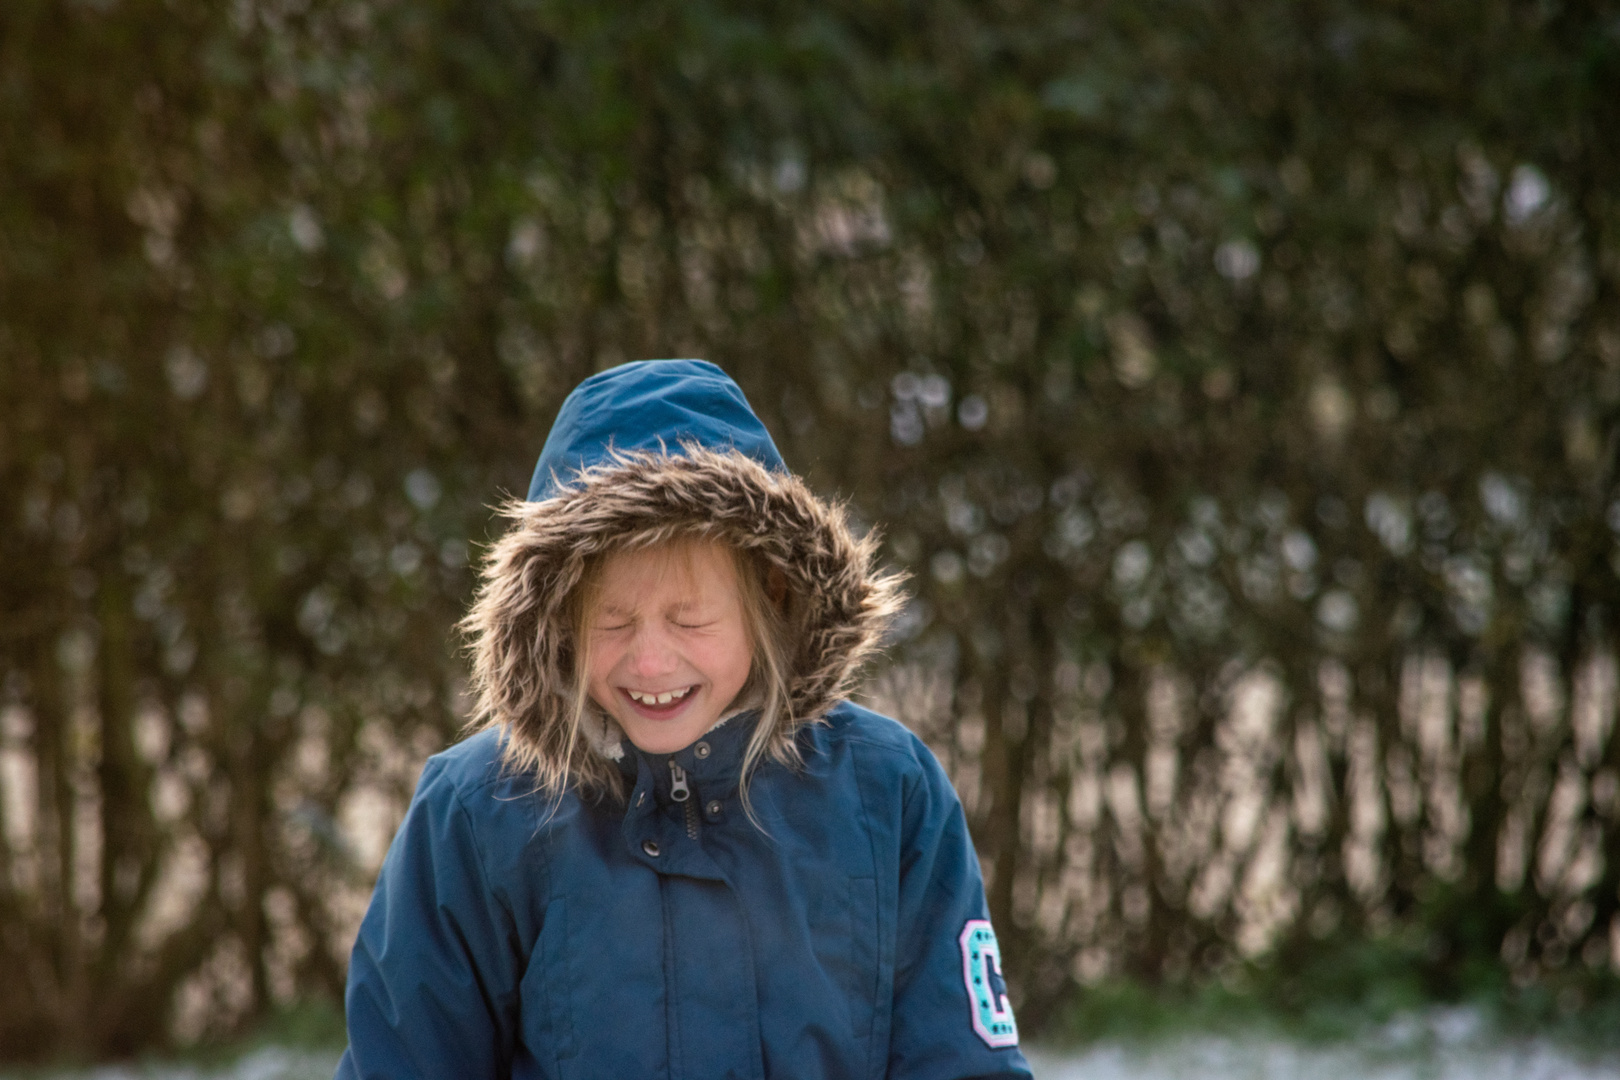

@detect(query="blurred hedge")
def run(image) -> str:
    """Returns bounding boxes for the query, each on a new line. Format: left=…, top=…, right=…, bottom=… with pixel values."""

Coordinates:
left=2, top=0, right=1618, bottom=1059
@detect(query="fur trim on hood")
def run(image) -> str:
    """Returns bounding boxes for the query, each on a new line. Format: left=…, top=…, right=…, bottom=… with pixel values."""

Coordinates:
left=460, top=444, right=905, bottom=783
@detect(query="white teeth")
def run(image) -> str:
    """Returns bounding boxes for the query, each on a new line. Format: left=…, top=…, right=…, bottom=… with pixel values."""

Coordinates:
left=629, top=687, right=691, bottom=706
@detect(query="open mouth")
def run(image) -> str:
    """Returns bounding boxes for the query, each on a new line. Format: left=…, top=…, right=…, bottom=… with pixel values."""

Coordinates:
left=622, top=685, right=696, bottom=713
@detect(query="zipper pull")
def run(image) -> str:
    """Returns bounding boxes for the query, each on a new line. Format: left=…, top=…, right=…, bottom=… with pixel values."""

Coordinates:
left=668, top=761, right=690, bottom=803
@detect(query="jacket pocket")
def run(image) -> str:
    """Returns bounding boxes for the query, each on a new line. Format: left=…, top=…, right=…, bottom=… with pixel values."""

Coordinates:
left=520, top=895, right=578, bottom=1075
left=848, top=875, right=878, bottom=1054
left=808, top=874, right=879, bottom=1052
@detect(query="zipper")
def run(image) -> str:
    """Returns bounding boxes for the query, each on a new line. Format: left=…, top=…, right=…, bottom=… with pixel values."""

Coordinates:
left=669, top=761, right=699, bottom=840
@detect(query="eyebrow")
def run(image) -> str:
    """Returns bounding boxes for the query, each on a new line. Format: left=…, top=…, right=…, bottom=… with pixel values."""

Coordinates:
left=596, top=598, right=709, bottom=619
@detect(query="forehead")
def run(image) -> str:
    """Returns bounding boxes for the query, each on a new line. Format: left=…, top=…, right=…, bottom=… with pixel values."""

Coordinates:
left=593, top=539, right=739, bottom=606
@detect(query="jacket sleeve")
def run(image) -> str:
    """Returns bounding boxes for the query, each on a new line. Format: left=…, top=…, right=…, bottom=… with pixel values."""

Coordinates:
left=887, top=743, right=1032, bottom=1080
left=335, top=759, right=524, bottom=1080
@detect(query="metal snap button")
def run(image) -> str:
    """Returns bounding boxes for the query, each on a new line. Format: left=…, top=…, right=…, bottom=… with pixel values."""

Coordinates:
left=694, top=741, right=711, bottom=759
left=706, top=800, right=723, bottom=817
left=642, top=839, right=660, bottom=857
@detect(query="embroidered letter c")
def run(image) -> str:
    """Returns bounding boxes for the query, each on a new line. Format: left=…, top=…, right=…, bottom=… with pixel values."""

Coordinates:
left=959, top=919, right=1019, bottom=1048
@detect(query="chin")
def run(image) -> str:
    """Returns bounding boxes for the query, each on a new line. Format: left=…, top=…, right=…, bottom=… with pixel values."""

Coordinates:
left=620, top=715, right=716, bottom=755
left=626, top=730, right=698, bottom=754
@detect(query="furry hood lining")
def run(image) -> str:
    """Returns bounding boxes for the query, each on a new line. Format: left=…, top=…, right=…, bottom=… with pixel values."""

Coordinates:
left=462, top=446, right=904, bottom=769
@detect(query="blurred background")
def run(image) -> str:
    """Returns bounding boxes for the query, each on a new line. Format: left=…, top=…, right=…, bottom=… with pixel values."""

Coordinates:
left=3, top=0, right=1620, bottom=1066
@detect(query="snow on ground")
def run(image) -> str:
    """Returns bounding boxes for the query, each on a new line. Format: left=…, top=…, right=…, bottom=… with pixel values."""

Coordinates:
left=10, top=1010, right=1620, bottom=1080
left=0, top=1049, right=341, bottom=1080
left=1026, top=1038, right=1620, bottom=1079
left=1027, top=1007, right=1620, bottom=1080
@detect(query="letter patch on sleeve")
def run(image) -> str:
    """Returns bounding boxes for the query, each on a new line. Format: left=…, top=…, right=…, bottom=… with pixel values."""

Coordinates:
left=959, top=919, right=1018, bottom=1047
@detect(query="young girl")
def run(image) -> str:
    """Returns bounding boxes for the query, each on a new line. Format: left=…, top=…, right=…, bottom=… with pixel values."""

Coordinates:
left=336, top=360, right=1031, bottom=1080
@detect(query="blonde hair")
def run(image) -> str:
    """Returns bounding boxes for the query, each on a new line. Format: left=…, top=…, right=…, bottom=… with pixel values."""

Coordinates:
left=523, top=535, right=800, bottom=810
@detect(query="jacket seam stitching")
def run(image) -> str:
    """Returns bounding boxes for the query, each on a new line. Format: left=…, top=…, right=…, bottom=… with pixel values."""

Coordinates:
left=446, top=781, right=527, bottom=929
left=840, top=734, right=928, bottom=769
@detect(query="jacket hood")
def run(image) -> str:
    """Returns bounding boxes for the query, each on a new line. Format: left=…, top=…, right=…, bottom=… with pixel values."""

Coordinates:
left=526, top=359, right=786, bottom=500
left=462, top=359, right=904, bottom=780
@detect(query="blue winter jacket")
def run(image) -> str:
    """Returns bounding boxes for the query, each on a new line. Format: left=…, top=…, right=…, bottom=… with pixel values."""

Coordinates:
left=336, top=360, right=1031, bottom=1080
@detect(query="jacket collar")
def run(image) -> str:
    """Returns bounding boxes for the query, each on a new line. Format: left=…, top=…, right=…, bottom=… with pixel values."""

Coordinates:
left=615, top=710, right=756, bottom=805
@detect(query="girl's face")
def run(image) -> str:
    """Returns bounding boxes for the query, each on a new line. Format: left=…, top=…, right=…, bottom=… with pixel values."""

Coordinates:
left=584, top=540, right=753, bottom=755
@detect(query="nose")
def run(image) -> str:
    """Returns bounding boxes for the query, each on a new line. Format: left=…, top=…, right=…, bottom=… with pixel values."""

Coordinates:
left=624, top=623, right=678, bottom=679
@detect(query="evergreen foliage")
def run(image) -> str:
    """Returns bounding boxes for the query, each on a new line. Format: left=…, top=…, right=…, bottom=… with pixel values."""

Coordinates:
left=2, top=0, right=1618, bottom=1058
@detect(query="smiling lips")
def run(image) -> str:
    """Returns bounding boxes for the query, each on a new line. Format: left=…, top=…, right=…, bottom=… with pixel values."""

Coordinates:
left=623, top=685, right=696, bottom=714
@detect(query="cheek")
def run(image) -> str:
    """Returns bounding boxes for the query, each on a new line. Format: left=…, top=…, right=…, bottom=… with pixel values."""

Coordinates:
left=583, top=638, right=621, bottom=693
left=711, top=625, right=754, bottom=687
left=683, top=626, right=751, bottom=689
